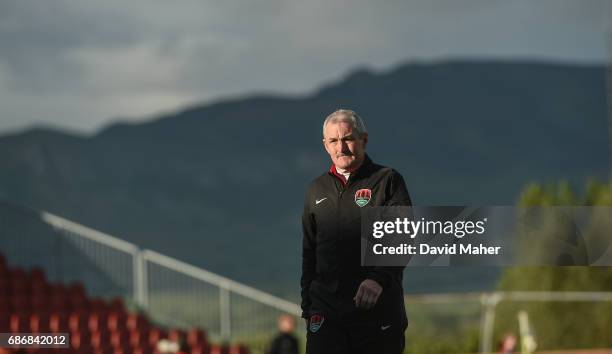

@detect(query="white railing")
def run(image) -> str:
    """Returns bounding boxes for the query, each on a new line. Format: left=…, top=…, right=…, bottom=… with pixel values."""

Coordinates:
left=140, top=249, right=302, bottom=343
left=40, top=210, right=142, bottom=302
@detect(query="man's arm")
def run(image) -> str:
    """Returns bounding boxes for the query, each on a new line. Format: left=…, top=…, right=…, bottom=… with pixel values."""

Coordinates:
left=301, top=190, right=317, bottom=318
left=366, top=170, right=412, bottom=288
left=355, top=170, right=411, bottom=309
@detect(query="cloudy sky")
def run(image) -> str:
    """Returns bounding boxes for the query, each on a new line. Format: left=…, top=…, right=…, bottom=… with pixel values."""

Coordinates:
left=0, top=0, right=609, bottom=134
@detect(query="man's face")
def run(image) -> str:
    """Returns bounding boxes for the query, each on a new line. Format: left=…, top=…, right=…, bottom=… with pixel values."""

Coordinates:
left=323, top=120, right=368, bottom=171
left=278, top=315, right=295, bottom=333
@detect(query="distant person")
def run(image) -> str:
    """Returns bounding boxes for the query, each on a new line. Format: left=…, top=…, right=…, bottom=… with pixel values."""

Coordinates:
left=267, top=314, right=299, bottom=354
left=300, top=109, right=411, bottom=354
left=498, top=333, right=517, bottom=354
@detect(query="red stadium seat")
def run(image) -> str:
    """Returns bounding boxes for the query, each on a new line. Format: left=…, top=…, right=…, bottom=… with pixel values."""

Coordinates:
left=109, top=297, right=125, bottom=312
left=29, top=267, right=46, bottom=283
left=126, top=314, right=149, bottom=331
left=30, top=295, right=49, bottom=312
left=71, top=296, right=89, bottom=312
left=107, top=311, right=128, bottom=332
left=167, top=329, right=186, bottom=344
left=0, top=295, right=9, bottom=313
left=37, top=349, right=61, bottom=354
left=10, top=312, right=31, bottom=332
left=90, top=298, right=109, bottom=313
left=113, top=347, right=134, bottom=354
left=71, top=330, right=93, bottom=352
left=30, top=312, right=50, bottom=332
left=10, top=269, right=30, bottom=294
left=49, top=296, right=70, bottom=312
left=108, top=343, right=134, bottom=354
left=91, top=329, right=111, bottom=349
left=190, top=345, right=209, bottom=354
left=30, top=279, right=49, bottom=295
left=0, top=276, right=9, bottom=296
left=76, top=348, right=96, bottom=354
left=129, top=329, right=148, bottom=348
left=187, top=328, right=207, bottom=347
left=69, top=312, right=88, bottom=332
left=93, top=345, right=114, bottom=354
left=147, top=328, right=167, bottom=348
left=68, top=283, right=86, bottom=297
left=49, top=312, right=69, bottom=332
left=209, top=344, right=228, bottom=354
left=70, top=288, right=89, bottom=311
left=111, top=331, right=130, bottom=349
left=49, top=284, right=69, bottom=312
left=0, top=313, right=9, bottom=332
left=133, top=347, right=154, bottom=354
left=10, top=293, right=31, bottom=312
left=49, top=284, right=67, bottom=298
left=89, top=312, right=109, bottom=332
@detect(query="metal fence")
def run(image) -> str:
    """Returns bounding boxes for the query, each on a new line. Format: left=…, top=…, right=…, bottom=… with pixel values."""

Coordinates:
left=142, top=249, right=303, bottom=348
left=0, top=200, right=303, bottom=352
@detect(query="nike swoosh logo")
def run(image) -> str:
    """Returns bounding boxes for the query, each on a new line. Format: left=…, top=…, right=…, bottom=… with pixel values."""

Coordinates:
left=315, top=198, right=327, bottom=205
left=381, top=325, right=391, bottom=330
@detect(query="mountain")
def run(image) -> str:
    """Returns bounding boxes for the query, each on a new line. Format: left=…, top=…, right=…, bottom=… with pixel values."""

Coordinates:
left=0, top=60, right=608, bottom=298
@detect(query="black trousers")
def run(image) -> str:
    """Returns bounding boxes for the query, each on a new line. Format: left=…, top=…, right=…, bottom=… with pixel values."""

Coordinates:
left=305, top=312, right=406, bottom=354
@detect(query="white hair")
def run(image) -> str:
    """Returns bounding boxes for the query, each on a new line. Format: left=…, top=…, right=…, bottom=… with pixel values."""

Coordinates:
left=322, top=109, right=368, bottom=138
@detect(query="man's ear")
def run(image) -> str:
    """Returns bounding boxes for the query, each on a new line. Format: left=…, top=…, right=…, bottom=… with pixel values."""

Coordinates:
left=362, top=133, right=369, bottom=146
left=322, top=138, right=331, bottom=154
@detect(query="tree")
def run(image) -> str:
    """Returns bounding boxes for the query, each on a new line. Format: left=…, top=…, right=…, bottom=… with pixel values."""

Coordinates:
left=496, top=180, right=612, bottom=349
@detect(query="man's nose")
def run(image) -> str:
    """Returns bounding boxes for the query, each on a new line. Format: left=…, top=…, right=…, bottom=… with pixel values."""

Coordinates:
left=340, top=140, right=350, bottom=152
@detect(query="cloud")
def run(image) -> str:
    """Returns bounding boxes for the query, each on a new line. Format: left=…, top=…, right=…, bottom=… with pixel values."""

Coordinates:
left=0, top=0, right=607, bottom=133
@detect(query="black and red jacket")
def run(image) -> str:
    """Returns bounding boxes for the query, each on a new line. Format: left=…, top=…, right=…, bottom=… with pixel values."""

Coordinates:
left=301, top=155, right=412, bottom=324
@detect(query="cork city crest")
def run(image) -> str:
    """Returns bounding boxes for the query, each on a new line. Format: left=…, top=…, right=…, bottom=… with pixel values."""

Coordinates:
left=309, top=314, right=324, bottom=333
left=354, top=189, right=372, bottom=207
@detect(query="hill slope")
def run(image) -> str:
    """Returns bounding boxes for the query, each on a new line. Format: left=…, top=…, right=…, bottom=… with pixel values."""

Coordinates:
left=0, top=60, right=608, bottom=296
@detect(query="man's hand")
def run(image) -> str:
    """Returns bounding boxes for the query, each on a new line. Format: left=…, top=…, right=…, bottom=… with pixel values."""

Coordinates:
left=353, top=279, right=382, bottom=309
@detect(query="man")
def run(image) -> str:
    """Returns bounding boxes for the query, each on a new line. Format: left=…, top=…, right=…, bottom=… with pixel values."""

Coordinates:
left=301, top=109, right=412, bottom=354
left=267, top=314, right=299, bottom=354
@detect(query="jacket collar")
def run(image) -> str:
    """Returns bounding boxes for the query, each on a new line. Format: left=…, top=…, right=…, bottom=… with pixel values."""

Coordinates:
left=328, top=154, right=373, bottom=186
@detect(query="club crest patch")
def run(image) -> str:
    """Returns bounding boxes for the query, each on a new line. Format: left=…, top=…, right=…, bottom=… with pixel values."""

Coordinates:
left=309, top=314, right=324, bottom=333
left=354, top=189, right=372, bottom=207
